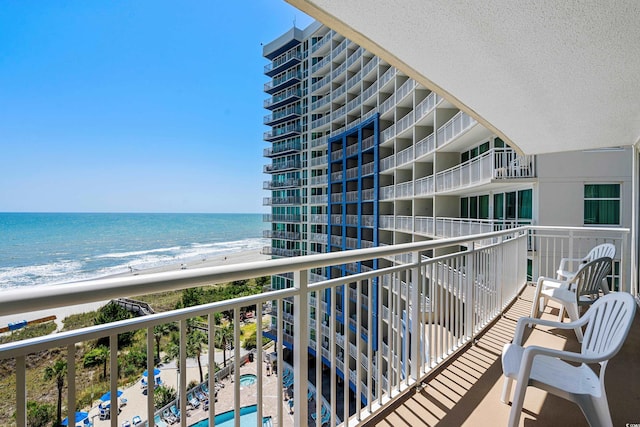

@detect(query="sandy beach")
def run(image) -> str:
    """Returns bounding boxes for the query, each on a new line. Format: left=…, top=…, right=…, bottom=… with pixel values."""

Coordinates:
left=0, top=248, right=270, bottom=330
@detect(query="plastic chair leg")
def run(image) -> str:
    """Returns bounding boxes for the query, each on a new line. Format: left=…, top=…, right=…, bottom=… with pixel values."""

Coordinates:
left=501, top=377, right=513, bottom=404
left=564, top=303, right=583, bottom=342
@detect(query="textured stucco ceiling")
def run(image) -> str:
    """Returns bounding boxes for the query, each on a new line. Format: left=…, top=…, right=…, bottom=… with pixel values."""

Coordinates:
left=288, top=0, right=640, bottom=155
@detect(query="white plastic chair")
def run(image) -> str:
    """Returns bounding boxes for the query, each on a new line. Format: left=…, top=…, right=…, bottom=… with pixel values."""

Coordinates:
left=556, top=243, right=616, bottom=281
left=531, top=257, right=612, bottom=342
left=502, top=292, right=636, bottom=427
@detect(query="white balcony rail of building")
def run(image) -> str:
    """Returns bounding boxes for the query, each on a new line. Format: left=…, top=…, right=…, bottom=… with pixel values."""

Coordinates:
left=415, top=92, right=441, bottom=121
left=331, top=214, right=343, bottom=225
left=311, top=95, right=331, bottom=111
left=310, top=214, right=328, bottom=224
left=415, top=216, right=435, bottom=235
left=0, top=227, right=631, bottom=427
left=331, top=62, right=347, bottom=81
left=332, top=39, right=348, bottom=59
left=361, top=135, right=375, bottom=151
left=362, top=81, right=378, bottom=102
left=436, top=111, right=478, bottom=148
left=379, top=94, right=396, bottom=116
left=309, top=195, right=327, bottom=205
left=311, top=55, right=332, bottom=74
left=380, top=155, right=394, bottom=171
left=309, top=175, right=328, bottom=186
left=395, top=78, right=416, bottom=103
left=331, top=171, right=343, bottom=182
left=346, top=191, right=359, bottom=202
left=311, top=30, right=334, bottom=54
left=435, top=148, right=534, bottom=193
left=311, top=75, right=331, bottom=93
left=380, top=124, right=395, bottom=143
left=361, top=188, right=375, bottom=201
left=379, top=215, right=394, bottom=229
left=331, top=148, right=344, bottom=161
left=415, top=133, right=436, bottom=159
left=396, top=110, right=415, bottom=135
left=346, top=71, right=362, bottom=91
left=264, top=48, right=302, bottom=74
left=310, top=155, right=328, bottom=167
left=396, top=145, right=413, bottom=167
left=396, top=181, right=413, bottom=198
left=362, top=57, right=379, bottom=78
left=361, top=162, right=374, bottom=176
left=346, top=47, right=363, bottom=67
left=346, top=167, right=358, bottom=180
left=396, top=216, right=413, bottom=232
left=331, top=193, right=343, bottom=203
left=310, top=135, right=328, bottom=149
left=415, top=175, right=435, bottom=196
left=379, top=185, right=394, bottom=200
left=378, top=67, right=397, bottom=88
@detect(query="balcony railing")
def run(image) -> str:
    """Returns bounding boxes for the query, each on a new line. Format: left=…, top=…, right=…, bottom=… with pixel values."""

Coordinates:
left=0, top=227, right=631, bottom=427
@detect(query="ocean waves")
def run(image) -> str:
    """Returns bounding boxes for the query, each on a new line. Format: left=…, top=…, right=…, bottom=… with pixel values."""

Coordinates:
left=0, top=237, right=268, bottom=290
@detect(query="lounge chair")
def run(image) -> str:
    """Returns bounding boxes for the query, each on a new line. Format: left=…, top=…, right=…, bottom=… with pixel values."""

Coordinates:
left=195, top=387, right=207, bottom=402
left=162, top=409, right=177, bottom=424
left=154, top=415, right=168, bottom=427
left=187, top=392, right=200, bottom=408
left=169, top=405, right=180, bottom=420
left=132, top=416, right=142, bottom=426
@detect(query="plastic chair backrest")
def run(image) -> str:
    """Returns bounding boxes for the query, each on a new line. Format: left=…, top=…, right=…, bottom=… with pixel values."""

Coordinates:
left=574, top=257, right=612, bottom=303
left=585, top=243, right=616, bottom=262
left=582, top=292, right=636, bottom=360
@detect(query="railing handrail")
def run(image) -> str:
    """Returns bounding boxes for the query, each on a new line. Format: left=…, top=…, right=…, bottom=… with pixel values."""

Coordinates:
left=1, top=226, right=629, bottom=321
left=0, top=227, right=540, bottom=319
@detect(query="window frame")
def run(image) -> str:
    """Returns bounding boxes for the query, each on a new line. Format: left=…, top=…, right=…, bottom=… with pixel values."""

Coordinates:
left=583, top=183, right=621, bottom=226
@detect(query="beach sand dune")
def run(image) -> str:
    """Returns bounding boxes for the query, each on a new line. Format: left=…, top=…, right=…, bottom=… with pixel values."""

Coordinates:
left=0, top=249, right=269, bottom=330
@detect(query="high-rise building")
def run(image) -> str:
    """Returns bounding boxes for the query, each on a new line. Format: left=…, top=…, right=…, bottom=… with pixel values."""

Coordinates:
left=262, top=20, right=632, bottom=404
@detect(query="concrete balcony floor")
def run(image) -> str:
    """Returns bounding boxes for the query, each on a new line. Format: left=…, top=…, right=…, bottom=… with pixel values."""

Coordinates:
left=363, top=285, right=640, bottom=427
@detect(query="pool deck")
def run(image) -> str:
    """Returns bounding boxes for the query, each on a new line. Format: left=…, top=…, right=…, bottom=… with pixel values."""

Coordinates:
left=88, top=353, right=300, bottom=427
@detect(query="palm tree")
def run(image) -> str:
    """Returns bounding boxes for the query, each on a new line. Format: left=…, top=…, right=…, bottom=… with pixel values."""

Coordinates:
left=93, top=345, right=109, bottom=379
left=214, top=322, right=234, bottom=367
left=153, top=323, right=174, bottom=362
left=187, top=329, right=207, bottom=382
left=44, top=358, right=67, bottom=427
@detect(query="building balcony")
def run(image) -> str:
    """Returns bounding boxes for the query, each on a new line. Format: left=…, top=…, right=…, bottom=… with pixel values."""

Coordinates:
left=263, top=178, right=300, bottom=190
left=264, top=49, right=302, bottom=77
left=263, top=124, right=301, bottom=142
left=263, top=160, right=301, bottom=174
left=262, top=196, right=301, bottom=206
left=264, top=71, right=302, bottom=95
left=263, top=107, right=301, bottom=126
left=263, top=229, right=301, bottom=240
left=262, top=213, right=301, bottom=223
left=1, top=227, right=634, bottom=427
left=262, top=140, right=301, bottom=158
left=263, top=89, right=301, bottom=110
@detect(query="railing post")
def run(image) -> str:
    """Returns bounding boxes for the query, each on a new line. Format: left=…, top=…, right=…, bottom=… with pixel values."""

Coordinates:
left=410, top=251, right=421, bottom=381
left=110, top=334, right=118, bottom=427
left=293, top=268, right=309, bottom=426
left=67, top=344, right=76, bottom=425
left=16, top=356, right=26, bottom=427
left=465, top=244, right=475, bottom=340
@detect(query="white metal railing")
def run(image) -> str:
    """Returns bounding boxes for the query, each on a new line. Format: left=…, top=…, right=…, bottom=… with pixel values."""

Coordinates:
left=415, top=133, right=436, bottom=159
left=380, top=124, right=395, bottom=142
left=311, top=95, right=331, bottom=111
left=311, top=55, right=331, bottom=74
left=435, top=148, right=534, bottom=193
left=379, top=185, right=394, bottom=200
left=415, top=216, right=434, bottom=235
left=436, top=111, right=477, bottom=148
left=415, top=175, right=434, bottom=196
left=362, top=162, right=374, bottom=176
left=0, top=227, right=631, bottom=427
left=396, top=146, right=413, bottom=167
left=379, top=94, right=396, bottom=115
left=310, top=155, right=328, bottom=167
left=309, top=175, right=328, bottom=186
left=310, top=135, right=328, bottom=149
left=415, top=92, right=440, bottom=121
left=396, top=110, right=415, bottom=135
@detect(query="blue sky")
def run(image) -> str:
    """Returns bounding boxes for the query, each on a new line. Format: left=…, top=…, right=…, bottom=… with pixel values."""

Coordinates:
left=0, top=1, right=313, bottom=213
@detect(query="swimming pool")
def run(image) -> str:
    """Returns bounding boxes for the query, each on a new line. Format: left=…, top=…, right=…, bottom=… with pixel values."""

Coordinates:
left=189, top=404, right=269, bottom=427
left=239, top=373, right=257, bottom=387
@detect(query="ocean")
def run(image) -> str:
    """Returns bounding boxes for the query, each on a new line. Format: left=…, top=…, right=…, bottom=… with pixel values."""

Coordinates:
left=0, top=212, right=267, bottom=290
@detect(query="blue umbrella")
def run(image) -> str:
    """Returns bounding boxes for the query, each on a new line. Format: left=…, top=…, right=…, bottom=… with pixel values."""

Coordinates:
left=61, top=411, right=89, bottom=426
left=99, top=389, right=123, bottom=402
left=142, top=368, right=161, bottom=377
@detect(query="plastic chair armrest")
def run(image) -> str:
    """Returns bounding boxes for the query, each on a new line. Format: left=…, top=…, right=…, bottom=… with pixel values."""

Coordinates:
left=513, top=315, right=589, bottom=345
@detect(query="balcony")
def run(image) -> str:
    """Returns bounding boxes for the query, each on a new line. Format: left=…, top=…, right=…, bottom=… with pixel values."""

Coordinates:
left=263, top=160, right=301, bottom=174
left=263, top=230, right=301, bottom=240
left=263, top=196, right=301, bottom=206
left=263, top=124, right=301, bottom=142
left=264, top=71, right=302, bottom=95
left=263, top=107, right=301, bottom=127
left=1, top=227, right=634, bottom=427
left=263, top=89, right=301, bottom=110
left=263, top=178, right=300, bottom=190
left=264, top=49, right=302, bottom=77
left=435, top=148, right=535, bottom=193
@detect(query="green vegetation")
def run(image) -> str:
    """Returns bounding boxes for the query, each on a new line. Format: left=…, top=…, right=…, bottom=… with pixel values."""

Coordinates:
left=26, top=401, right=54, bottom=427
left=44, top=358, right=67, bottom=427
left=0, top=322, right=56, bottom=345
